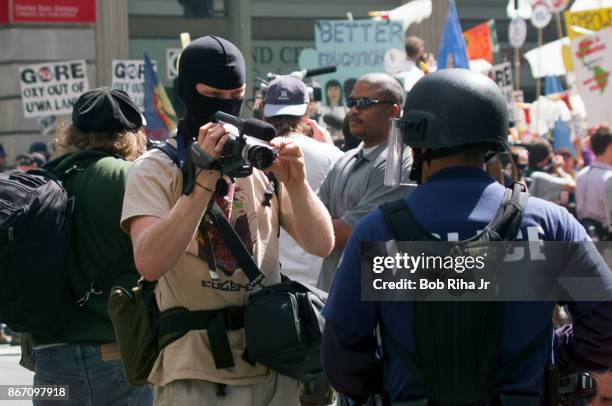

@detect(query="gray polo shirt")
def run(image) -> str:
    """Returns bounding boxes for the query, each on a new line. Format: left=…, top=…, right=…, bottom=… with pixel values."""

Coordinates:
left=316, top=141, right=414, bottom=291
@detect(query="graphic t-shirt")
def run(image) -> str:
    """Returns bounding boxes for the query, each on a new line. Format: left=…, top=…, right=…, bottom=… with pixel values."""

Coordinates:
left=121, top=147, right=295, bottom=386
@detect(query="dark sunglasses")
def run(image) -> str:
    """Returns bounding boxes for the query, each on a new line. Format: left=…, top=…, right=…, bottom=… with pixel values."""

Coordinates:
left=346, top=97, right=395, bottom=110
left=16, top=159, right=33, bottom=166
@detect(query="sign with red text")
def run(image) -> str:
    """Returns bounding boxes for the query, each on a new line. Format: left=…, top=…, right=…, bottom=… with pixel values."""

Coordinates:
left=571, top=28, right=612, bottom=127
left=19, top=60, right=89, bottom=118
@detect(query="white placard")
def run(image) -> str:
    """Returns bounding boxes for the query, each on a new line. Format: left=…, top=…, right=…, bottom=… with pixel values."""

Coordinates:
left=531, top=3, right=552, bottom=28
left=570, top=28, right=612, bottom=128
left=111, top=59, right=157, bottom=112
left=509, top=18, right=528, bottom=48
left=19, top=60, right=89, bottom=118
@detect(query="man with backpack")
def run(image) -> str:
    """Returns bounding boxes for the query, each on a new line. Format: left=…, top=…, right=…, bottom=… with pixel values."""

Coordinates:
left=321, top=69, right=612, bottom=405
left=120, top=35, right=333, bottom=405
left=26, top=88, right=151, bottom=405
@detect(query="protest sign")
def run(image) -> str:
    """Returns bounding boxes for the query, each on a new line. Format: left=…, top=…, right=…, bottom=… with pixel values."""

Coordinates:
left=464, top=21, right=494, bottom=63
left=509, top=18, right=528, bottom=48
left=112, top=59, right=157, bottom=111
left=299, top=19, right=404, bottom=110
left=531, top=3, right=553, bottom=28
left=19, top=60, right=88, bottom=118
left=490, top=62, right=514, bottom=117
left=564, top=7, right=612, bottom=39
left=570, top=27, right=612, bottom=127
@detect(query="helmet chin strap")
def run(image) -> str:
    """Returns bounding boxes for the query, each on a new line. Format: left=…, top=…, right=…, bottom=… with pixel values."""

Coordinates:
left=409, top=149, right=430, bottom=185
left=408, top=145, right=499, bottom=184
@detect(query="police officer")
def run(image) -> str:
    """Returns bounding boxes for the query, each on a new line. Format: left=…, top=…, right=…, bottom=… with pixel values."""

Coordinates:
left=321, top=69, right=612, bottom=405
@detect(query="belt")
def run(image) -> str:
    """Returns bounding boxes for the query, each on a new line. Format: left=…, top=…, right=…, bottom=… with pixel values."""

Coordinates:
left=158, top=306, right=245, bottom=370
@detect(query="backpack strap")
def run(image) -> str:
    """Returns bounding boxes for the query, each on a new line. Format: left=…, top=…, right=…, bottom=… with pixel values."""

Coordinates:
left=487, top=183, right=529, bottom=242
left=205, top=201, right=265, bottom=286
left=47, top=151, right=129, bottom=307
left=380, top=199, right=433, bottom=242
left=153, top=138, right=194, bottom=196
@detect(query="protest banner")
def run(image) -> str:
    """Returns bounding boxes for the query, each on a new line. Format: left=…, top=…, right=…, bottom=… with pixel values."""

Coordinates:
left=490, top=62, right=514, bottom=117
left=570, top=27, right=612, bottom=127
left=112, top=59, right=157, bottom=111
left=299, top=19, right=404, bottom=110
left=19, top=60, right=89, bottom=118
left=464, top=20, right=494, bottom=63
left=564, top=7, right=612, bottom=39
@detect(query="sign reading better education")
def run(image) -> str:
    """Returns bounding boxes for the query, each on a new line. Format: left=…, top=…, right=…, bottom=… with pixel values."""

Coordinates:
left=112, top=59, right=157, bottom=111
left=19, top=60, right=89, bottom=118
left=299, top=19, right=404, bottom=109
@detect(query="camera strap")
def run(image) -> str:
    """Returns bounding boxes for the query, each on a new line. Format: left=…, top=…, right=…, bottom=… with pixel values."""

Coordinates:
left=206, top=201, right=265, bottom=288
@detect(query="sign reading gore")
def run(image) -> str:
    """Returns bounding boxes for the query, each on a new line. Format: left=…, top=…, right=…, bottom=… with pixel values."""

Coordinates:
left=11, top=0, right=96, bottom=24
left=19, top=60, right=89, bottom=118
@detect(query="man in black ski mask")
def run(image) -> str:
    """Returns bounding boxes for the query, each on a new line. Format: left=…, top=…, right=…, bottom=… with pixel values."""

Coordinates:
left=177, top=35, right=246, bottom=141
left=121, top=35, right=334, bottom=405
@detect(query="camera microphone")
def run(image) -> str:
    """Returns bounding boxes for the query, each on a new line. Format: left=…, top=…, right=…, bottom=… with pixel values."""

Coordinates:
left=303, top=66, right=337, bottom=78
left=213, top=111, right=277, bottom=141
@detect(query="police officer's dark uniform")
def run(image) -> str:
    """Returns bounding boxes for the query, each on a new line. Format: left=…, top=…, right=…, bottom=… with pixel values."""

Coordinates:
left=321, top=69, right=612, bottom=405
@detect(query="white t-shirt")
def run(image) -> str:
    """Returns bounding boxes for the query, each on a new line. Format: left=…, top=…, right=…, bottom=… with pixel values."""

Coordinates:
left=279, top=133, right=343, bottom=287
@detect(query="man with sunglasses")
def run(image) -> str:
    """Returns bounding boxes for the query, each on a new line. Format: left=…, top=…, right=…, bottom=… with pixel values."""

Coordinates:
left=316, top=72, right=413, bottom=292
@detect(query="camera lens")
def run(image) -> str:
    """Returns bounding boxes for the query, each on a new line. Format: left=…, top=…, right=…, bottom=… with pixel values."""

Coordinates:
left=246, top=145, right=277, bottom=170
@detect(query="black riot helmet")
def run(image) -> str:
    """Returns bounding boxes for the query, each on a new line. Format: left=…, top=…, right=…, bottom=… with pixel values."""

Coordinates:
left=400, top=69, right=508, bottom=152
left=392, top=69, right=509, bottom=183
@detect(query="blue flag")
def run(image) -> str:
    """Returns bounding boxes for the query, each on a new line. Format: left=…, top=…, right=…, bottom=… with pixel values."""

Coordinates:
left=544, top=76, right=575, bottom=155
left=143, top=51, right=177, bottom=141
left=437, top=0, right=470, bottom=70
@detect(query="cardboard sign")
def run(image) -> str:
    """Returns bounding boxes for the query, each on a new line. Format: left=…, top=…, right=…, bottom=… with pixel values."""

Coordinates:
left=299, top=19, right=404, bottom=109
left=10, top=0, right=95, bottom=24
left=570, top=28, right=612, bottom=127
left=490, top=62, right=514, bottom=116
left=111, top=59, right=157, bottom=111
left=19, top=60, right=89, bottom=118
left=565, top=7, right=612, bottom=39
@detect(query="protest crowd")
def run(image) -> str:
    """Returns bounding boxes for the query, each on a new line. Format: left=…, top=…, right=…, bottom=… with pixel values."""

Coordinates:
left=1, top=0, right=612, bottom=405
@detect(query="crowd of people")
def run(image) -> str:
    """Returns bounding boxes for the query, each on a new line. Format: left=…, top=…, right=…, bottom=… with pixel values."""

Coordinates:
left=1, top=32, right=611, bottom=406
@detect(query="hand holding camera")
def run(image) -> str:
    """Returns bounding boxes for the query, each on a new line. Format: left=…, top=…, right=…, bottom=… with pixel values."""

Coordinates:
left=191, top=112, right=280, bottom=179
left=197, top=122, right=231, bottom=160
left=267, top=137, right=306, bottom=189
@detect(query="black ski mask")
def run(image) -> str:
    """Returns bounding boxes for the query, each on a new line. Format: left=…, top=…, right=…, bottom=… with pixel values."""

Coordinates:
left=177, top=35, right=246, bottom=140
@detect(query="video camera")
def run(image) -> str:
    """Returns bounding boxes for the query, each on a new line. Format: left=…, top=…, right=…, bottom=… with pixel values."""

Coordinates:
left=190, top=111, right=278, bottom=178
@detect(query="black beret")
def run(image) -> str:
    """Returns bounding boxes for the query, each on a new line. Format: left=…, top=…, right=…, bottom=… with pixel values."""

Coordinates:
left=72, top=87, right=143, bottom=133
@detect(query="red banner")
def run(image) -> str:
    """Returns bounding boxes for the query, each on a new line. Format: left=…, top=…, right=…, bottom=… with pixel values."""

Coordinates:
left=11, top=0, right=96, bottom=24
left=0, top=0, right=9, bottom=24
left=464, top=21, right=493, bottom=64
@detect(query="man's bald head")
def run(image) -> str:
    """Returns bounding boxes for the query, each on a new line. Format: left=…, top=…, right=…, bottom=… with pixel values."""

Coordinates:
left=355, top=73, right=405, bottom=106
